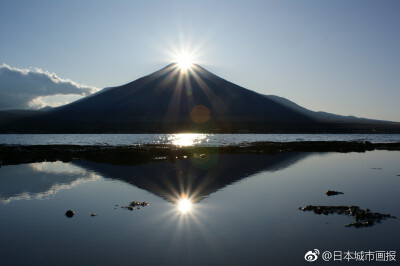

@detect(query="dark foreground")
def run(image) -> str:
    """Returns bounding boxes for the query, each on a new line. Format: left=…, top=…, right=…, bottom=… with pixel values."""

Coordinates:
left=1, top=141, right=400, bottom=166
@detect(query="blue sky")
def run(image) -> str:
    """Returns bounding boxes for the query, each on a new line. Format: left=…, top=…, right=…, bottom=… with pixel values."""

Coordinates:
left=1, top=0, right=399, bottom=121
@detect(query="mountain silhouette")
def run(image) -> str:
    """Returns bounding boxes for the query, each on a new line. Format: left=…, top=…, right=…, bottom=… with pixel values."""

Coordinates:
left=1, top=63, right=399, bottom=133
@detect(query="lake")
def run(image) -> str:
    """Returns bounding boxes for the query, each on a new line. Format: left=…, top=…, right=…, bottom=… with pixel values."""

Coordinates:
left=0, top=149, right=399, bottom=265
left=1, top=133, right=400, bottom=146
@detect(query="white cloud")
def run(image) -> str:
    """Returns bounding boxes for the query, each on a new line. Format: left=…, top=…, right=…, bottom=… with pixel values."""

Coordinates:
left=28, top=94, right=84, bottom=109
left=0, top=63, right=99, bottom=110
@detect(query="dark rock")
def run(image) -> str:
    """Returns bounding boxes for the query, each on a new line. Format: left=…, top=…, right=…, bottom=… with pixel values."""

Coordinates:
left=90, top=213, right=97, bottom=217
left=346, top=220, right=374, bottom=228
left=326, top=190, right=344, bottom=196
left=65, top=210, right=74, bottom=218
left=121, top=206, right=132, bottom=210
left=129, top=201, right=140, bottom=207
left=300, top=205, right=396, bottom=228
left=129, top=201, right=149, bottom=207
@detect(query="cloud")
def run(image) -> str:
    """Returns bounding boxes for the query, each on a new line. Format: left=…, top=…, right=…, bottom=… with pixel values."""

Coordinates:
left=0, top=63, right=99, bottom=110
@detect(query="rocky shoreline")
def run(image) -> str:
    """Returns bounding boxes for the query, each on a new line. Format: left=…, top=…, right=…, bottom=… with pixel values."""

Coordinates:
left=1, top=141, right=400, bottom=166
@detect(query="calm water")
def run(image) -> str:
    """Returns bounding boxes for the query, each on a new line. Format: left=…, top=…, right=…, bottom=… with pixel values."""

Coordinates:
left=1, top=133, right=400, bottom=146
left=0, top=151, right=399, bottom=265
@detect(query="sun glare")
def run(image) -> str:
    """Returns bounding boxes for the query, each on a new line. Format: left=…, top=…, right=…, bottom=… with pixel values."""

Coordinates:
left=169, top=133, right=207, bottom=146
left=177, top=53, right=193, bottom=70
left=178, top=198, right=192, bottom=214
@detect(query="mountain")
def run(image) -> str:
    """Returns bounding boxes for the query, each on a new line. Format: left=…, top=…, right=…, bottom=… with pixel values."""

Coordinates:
left=1, top=63, right=399, bottom=133
left=0, top=108, right=51, bottom=127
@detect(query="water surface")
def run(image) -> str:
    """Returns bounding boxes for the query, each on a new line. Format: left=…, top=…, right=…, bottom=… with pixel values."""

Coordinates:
left=0, top=150, right=399, bottom=265
left=1, top=133, right=400, bottom=146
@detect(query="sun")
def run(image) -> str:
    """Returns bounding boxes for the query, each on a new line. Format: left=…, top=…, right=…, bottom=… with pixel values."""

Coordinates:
left=176, top=53, right=193, bottom=70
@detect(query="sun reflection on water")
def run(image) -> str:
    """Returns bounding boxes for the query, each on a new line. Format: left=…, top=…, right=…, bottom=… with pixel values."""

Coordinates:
left=177, top=198, right=193, bottom=214
left=168, top=133, right=208, bottom=146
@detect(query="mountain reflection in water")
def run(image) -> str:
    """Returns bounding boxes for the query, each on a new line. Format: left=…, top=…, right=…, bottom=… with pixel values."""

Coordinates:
left=72, top=152, right=312, bottom=204
left=0, top=152, right=311, bottom=204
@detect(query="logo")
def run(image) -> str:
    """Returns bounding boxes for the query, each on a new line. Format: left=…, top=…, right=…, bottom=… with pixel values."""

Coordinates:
left=305, top=249, right=320, bottom=262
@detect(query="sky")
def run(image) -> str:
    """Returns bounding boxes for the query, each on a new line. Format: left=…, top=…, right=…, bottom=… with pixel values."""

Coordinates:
left=0, top=0, right=399, bottom=121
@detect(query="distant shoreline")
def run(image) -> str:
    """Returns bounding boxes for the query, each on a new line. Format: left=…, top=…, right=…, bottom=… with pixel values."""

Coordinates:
left=1, top=141, right=400, bottom=166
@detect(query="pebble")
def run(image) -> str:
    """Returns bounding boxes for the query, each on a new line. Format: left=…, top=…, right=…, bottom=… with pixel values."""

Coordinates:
left=65, top=210, right=75, bottom=218
left=325, top=190, right=344, bottom=196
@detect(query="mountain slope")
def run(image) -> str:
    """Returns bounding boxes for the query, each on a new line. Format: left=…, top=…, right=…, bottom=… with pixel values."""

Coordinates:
left=264, top=95, right=386, bottom=123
